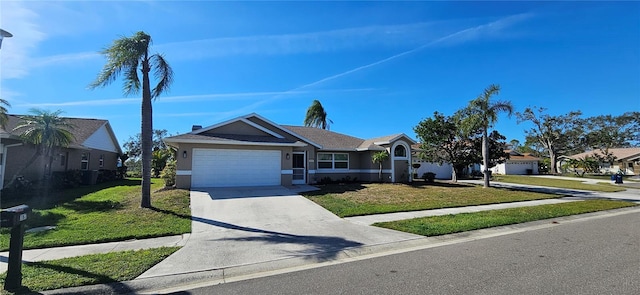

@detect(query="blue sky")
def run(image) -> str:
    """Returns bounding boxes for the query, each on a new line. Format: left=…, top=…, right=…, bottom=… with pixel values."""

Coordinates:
left=1, top=1, right=639, bottom=148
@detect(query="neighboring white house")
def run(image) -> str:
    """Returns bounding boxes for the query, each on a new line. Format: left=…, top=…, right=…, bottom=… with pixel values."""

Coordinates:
left=569, top=148, right=640, bottom=175
left=412, top=159, right=453, bottom=180
left=487, top=150, right=539, bottom=175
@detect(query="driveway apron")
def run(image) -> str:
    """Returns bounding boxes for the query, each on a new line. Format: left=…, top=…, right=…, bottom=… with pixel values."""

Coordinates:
left=138, top=186, right=420, bottom=278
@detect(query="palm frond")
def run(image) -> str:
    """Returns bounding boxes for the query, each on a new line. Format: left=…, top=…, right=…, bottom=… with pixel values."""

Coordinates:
left=124, top=60, right=141, bottom=96
left=88, top=33, right=150, bottom=93
left=150, top=54, right=174, bottom=99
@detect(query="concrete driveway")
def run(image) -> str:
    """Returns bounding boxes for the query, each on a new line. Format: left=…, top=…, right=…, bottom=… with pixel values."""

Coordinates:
left=138, top=186, right=421, bottom=279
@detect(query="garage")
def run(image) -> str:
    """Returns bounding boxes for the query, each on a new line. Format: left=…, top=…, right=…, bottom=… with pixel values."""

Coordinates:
left=191, top=148, right=282, bottom=187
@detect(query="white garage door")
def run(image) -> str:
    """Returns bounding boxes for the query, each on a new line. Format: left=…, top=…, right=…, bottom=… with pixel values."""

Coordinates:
left=191, top=148, right=281, bottom=187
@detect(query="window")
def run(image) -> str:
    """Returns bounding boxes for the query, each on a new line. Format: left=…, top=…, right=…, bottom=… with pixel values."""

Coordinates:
left=99, top=154, right=104, bottom=168
left=60, top=154, right=66, bottom=166
left=81, top=153, right=90, bottom=170
left=317, top=153, right=349, bottom=169
left=394, top=145, right=406, bottom=157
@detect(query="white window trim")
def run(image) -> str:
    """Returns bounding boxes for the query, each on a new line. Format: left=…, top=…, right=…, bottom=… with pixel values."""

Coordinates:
left=317, top=152, right=349, bottom=170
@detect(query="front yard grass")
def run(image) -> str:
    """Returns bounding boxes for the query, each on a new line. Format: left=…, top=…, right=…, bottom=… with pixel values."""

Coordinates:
left=492, top=175, right=625, bottom=192
left=0, top=247, right=179, bottom=293
left=0, top=179, right=191, bottom=251
left=303, top=182, right=560, bottom=217
left=375, top=199, right=637, bottom=236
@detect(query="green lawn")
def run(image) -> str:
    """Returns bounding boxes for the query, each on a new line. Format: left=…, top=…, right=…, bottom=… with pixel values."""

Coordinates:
left=0, top=179, right=191, bottom=251
left=375, top=200, right=637, bottom=236
left=491, top=175, right=625, bottom=192
left=303, top=182, right=560, bottom=217
left=0, top=247, right=179, bottom=293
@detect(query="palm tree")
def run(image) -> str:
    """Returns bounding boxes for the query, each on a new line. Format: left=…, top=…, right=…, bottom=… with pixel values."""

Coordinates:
left=89, top=31, right=173, bottom=208
left=304, top=100, right=332, bottom=130
left=7, top=109, right=75, bottom=189
left=0, top=98, right=10, bottom=129
left=372, top=150, right=389, bottom=182
left=462, top=84, right=513, bottom=188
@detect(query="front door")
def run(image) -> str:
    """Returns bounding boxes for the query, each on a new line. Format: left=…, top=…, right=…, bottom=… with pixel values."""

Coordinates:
left=292, top=152, right=306, bottom=184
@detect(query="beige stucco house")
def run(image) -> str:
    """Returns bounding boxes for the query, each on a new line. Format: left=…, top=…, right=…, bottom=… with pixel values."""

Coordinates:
left=0, top=115, right=122, bottom=190
left=569, top=148, right=640, bottom=175
left=164, top=113, right=416, bottom=188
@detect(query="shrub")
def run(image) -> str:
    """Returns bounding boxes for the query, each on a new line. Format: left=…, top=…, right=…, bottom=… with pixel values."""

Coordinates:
left=51, top=170, right=83, bottom=189
left=161, top=159, right=176, bottom=187
left=421, top=172, right=436, bottom=182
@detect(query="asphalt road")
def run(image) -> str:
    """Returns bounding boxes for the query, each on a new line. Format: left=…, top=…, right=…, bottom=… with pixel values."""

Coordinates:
left=168, top=211, right=640, bottom=295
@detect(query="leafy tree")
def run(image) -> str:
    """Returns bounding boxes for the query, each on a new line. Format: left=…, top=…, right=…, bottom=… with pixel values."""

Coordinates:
left=123, top=129, right=169, bottom=159
left=516, top=107, right=583, bottom=174
left=472, top=130, right=510, bottom=169
left=304, top=100, right=333, bottom=130
left=583, top=112, right=640, bottom=163
left=459, top=84, right=513, bottom=188
left=371, top=150, right=389, bottom=182
left=152, top=148, right=173, bottom=178
left=0, top=98, right=10, bottom=129
left=414, top=112, right=474, bottom=182
left=90, top=31, right=174, bottom=208
left=8, top=109, right=75, bottom=189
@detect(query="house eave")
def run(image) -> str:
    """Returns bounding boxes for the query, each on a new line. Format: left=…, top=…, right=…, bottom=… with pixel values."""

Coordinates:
left=164, top=138, right=308, bottom=147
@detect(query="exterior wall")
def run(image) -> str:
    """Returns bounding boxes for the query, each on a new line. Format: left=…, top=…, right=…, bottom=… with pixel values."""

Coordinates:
left=310, top=150, right=392, bottom=183
left=204, top=121, right=272, bottom=136
left=83, top=125, right=120, bottom=153
left=413, top=161, right=453, bottom=180
left=4, top=144, right=45, bottom=185
left=596, top=161, right=637, bottom=175
left=489, top=160, right=539, bottom=175
left=173, top=143, right=291, bottom=189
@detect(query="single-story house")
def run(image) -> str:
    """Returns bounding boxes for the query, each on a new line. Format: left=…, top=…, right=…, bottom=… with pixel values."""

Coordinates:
left=164, top=113, right=416, bottom=188
left=0, top=115, right=122, bottom=190
left=488, top=150, right=539, bottom=175
left=569, top=148, right=640, bottom=175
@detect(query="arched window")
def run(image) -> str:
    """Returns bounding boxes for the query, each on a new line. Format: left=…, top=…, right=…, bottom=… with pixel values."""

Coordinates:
left=394, top=145, right=406, bottom=157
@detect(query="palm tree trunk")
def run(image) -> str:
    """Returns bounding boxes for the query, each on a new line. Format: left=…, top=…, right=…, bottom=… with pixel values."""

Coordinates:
left=379, top=163, right=382, bottom=182
left=549, top=150, right=558, bottom=174
left=482, top=128, right=490, bottom=188
left=451, top=167, right=458, bottom=182
left=140, top=56, right=152, bottom=208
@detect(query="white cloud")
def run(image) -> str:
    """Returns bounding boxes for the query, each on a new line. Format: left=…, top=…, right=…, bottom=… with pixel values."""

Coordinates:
left=0, top=1, right=47, bottom=79
left=14, top=88, right=374, bottom=108
left=156, top=22, right=443, bottom=61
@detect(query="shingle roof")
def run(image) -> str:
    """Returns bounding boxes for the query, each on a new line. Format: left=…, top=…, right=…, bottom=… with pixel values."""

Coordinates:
left=282, top=125, right=366, bottom=150
left=570, top=148, right=640, bottom=161
left=2, top=114, right=109, bottom=147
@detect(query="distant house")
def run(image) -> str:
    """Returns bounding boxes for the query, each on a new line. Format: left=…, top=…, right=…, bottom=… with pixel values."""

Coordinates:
left=569, top=148, right=640, bottom=175
left=488, top=150, right=539, bottom=175
left=164, top=113, right=416, bottom=188
left=0, top=115, right=122, bottom=190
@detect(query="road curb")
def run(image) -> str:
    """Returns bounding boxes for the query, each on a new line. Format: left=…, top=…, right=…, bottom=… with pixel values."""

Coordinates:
left=41, top=206, right=640, bottom=295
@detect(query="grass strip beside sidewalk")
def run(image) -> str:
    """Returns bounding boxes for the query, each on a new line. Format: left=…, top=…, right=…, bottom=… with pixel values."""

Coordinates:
left=374, top=200, right=637, bottom=236
left=0, top=247, right=180, bottom=293
left=492, top=175, right=625, bottom=192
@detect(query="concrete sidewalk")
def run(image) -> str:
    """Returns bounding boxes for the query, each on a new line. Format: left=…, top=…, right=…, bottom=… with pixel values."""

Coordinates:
left=1, top=182, right=637, bottom=294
